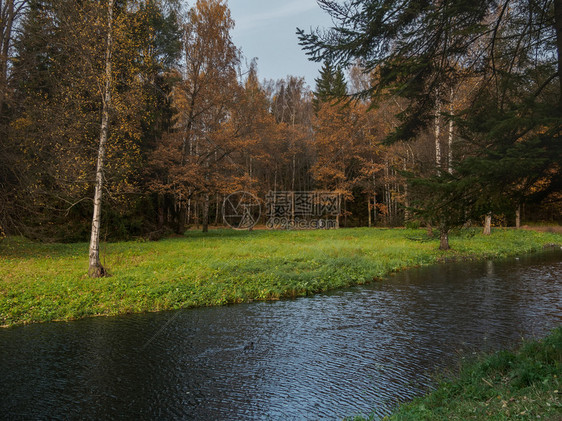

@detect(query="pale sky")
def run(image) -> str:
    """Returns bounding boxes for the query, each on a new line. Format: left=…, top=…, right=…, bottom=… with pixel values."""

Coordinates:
left=228, top=0, right=334, bottom=89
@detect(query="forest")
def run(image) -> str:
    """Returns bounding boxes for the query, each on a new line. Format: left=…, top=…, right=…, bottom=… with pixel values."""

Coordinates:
left=0, top=0, right=560, bottom=250
left=1, top=2, right=561, bottom=418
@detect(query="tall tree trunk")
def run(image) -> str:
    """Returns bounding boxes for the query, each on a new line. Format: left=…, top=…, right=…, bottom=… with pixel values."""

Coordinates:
left=177, top=204, right=186, bottom=234
left=291, top=191, right=295, bottom=225
left=515, top=204, right=521, bottom=229
left=403, top=157, right=409, bottom=222
left=0, top=0, right=21, bottom=113
left=483, top=213, right=492, bottom=235
left=202, top=193, right=209, bottom=233
left=447, top=88, right=454, bottom=174
left=336, top=194, right=340, bottom=229
left=291, top=154, right=296, bottom=191
left=439, top=222, right=450, bottom=250
left=158, top=194, right=164, bottom=228
left=88, top=0, right=113, bottom=278
left=0, top=1, right=12, bottom=113
left=214, top=194, right=220, bottom=225
left=372, top=169, right=377, bottom=225
left=435, top=96, right=441, bottom=171
left=384, top=159, right=390, bottom=225
left=554, top=0, right=562, bottom=109
left=373, top=192, right=377, bottom=223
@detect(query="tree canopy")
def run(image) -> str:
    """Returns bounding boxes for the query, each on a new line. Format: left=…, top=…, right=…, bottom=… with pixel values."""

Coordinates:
left=299, top=0, right=562, bottom=247
left=0, top=0, right=559, bottom=254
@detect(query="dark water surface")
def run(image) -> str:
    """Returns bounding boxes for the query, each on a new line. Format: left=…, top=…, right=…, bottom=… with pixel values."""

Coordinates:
left=1, top=250, right=561, bottom=420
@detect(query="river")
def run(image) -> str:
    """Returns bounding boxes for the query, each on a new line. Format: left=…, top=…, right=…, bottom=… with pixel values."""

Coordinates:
left=1, top=250, right=561, bottom=420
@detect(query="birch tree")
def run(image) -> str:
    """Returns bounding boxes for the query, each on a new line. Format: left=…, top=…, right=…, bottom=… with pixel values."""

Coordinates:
left=88, top=0, right=113, bottom=277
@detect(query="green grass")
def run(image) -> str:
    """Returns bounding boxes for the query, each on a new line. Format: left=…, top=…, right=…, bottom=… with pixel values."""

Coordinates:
left=375, top=326, right=562, bottom=421
left=0, top=227, right=561, bottom=327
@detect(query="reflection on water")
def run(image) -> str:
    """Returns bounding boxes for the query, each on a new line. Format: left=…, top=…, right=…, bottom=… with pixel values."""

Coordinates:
left=1, top=250, right=561, bottom=420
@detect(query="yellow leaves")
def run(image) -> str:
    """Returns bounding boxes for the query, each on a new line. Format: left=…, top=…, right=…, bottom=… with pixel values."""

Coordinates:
left=10, top=117, right=32, bottom=131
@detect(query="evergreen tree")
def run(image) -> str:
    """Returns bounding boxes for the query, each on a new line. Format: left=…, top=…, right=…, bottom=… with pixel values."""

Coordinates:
left=313, top=61, right=334, bottom=109
left=313, top=60, right=347, bottom=110
left=332, top=66, right=347, bottom=97
left=299, top=0, right=562, bottom=247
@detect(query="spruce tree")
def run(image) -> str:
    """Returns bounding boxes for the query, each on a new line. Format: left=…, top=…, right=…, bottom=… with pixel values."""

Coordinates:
left=299, top=0, right=562, bottom=245
left=331, top=66, right=347, bottom=98
left=313, top=61, right=347, bottom=111
left=314, top=61, right=334, bottom=109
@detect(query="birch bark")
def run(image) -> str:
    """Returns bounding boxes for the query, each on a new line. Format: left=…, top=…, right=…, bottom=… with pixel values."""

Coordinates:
left=435, top=96, right=441, bottom=170
left=447, top=88, right=453, bottom=174
left=88, top=0, right=113, bottom=277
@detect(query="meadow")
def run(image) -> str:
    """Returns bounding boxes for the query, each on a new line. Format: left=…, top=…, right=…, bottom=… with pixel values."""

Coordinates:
left=1, top=227, right=561, bottom=327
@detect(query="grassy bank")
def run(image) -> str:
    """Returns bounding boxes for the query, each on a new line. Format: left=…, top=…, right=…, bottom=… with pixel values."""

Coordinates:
left=378, top=326, right=562, bottom=420
left=1, top=228, right=561, bottom=327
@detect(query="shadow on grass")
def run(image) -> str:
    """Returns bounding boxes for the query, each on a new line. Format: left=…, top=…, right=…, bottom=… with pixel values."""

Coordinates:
left=0, top=237, right=88, bottom=259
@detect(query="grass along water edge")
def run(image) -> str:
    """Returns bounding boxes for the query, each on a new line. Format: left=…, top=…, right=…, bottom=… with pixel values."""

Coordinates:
left=1, top=228, right=561, bottom=327
left=365, top=326, right=562, bottom=421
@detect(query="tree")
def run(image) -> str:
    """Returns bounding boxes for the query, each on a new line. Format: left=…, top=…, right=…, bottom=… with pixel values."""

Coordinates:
left=313, top=60, right=347, bottom=110
left=0, top=0, right=27, bottom=113
left=0, top=0, right=27, bottom=235
left=6, top=0, right=180, bottom=242
left=88, top=0, right=114, bottom=277
left=299, top=0, right=562, bottom=245
left=271, top=76, right=315, bottom=192
left=149, top=0, right=241, bottom=233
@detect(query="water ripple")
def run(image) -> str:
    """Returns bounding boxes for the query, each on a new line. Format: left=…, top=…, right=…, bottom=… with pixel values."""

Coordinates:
left=0, top=251, right=561, bottom=420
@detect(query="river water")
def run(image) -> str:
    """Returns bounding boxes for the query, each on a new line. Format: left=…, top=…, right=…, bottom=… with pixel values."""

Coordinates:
left=1, top=250, right=561, bottom=420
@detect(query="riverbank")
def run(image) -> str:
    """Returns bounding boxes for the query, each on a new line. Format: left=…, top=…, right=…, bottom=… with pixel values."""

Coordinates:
left=1, top=228, right=561, bottom=327
left=378, top=326, right=562, bottom=420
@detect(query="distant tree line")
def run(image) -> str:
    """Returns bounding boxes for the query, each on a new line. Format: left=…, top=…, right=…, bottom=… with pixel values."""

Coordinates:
left=0, top=0, right=560, bottom=248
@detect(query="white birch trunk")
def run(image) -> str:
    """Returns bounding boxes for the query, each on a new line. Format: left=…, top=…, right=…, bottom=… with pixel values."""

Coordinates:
left=215, top=194, right=220, bottom=225
left=291, top=154, right=296, bottom=191
left=372, top=161, right=376, bottom=225
left=483, top=213, right=492, bottom=235
left=88, top=0, right=113, bottom=277
left=435, top=96, right=441, bottom=171
left=448, top=88, right=454, bottom=174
